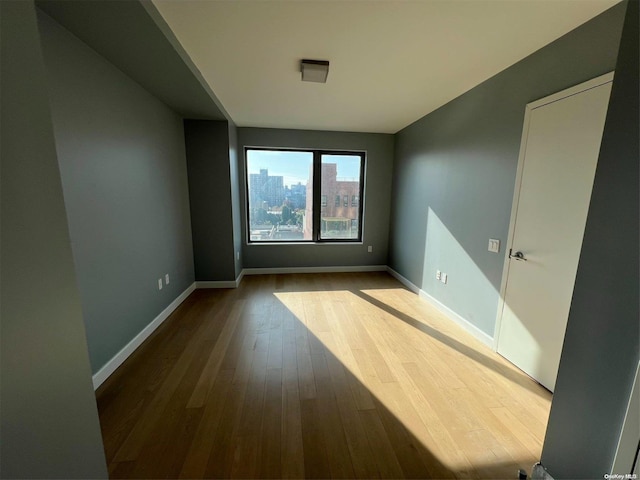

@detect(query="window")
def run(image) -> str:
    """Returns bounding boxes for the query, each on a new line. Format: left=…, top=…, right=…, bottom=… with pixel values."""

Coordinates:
left=245, top=148, right=365, bottom=242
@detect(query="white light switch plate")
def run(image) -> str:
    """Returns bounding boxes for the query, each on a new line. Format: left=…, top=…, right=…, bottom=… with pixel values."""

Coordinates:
left=488, top=238, right=500, bottom=253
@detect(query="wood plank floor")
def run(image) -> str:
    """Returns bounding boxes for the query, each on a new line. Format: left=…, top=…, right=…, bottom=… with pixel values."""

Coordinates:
left=97, top=272, right=552, bottom=479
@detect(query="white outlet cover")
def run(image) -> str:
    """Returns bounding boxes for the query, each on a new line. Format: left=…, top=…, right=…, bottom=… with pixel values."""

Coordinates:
left=442, top=273, right=448, bottom=284
left=488, top=238, right=501, bottom=253
left=367, top=245, right=373, bottom=252
left=436, top=270, right=441, bottom=280
left=165, top=274, right=170, bottom=284
left=158, top=278, right=163, bottom=290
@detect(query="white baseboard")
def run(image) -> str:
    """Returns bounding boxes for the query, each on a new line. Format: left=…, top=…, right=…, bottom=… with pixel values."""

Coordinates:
left=196, top=265, right=388, bottom=288
left=92, top=282, right=196, bottom=390
left=532, top=463, right=555, bottom=480
left=386, top=266, right=420, bottom=294
left=93, top=266, right=491, bottom=389
left=195, top=270, right=245, bottom=289
left=242, top=265, right=387, bottom=275
left=386, top=267, right=494, bottom=348
left=417, top=289, right=494, bottom=348
left=196, top=280, right=237, bottom=289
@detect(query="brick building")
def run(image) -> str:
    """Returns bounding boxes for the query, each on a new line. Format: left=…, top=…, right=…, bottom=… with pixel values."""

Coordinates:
left=305, top=163, right=360, bottom=240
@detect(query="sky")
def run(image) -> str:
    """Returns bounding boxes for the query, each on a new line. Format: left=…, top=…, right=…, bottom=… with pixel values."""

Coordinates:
left=246, top=149, right=361, bottom=187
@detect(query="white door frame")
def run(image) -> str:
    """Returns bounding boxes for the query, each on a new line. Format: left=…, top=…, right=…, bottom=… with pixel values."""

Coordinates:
left=492, top=71, right=615, bottom=351
left=612, top=360, right=640, bottom=474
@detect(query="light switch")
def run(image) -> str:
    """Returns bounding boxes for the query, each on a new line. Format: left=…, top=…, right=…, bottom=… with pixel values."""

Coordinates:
left=488, top=239, right=500, bottom=253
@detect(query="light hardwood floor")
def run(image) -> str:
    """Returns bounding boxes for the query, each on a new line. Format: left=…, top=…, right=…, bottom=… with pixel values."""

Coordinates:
left=97, top=272, right=552, bottom=479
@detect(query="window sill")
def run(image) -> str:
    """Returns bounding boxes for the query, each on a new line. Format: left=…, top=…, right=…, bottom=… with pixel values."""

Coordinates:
left=246, top=241, right=364, bottom=246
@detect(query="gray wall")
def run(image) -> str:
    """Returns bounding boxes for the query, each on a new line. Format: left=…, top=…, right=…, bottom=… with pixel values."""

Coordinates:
left=541, top=0, right=639, bottom=476
left=39, top=11, right=195, bottom=374
left=0, top=1, right=108, bottom=477
left=184, top=120, right=237, bottom=281
left=36, top=0, right=229, bottom=121
left=389, top=4, right=625, bottom=336
left=237, top=128, right=394, bottom=268
left=229, top=123, right=243, bottom=277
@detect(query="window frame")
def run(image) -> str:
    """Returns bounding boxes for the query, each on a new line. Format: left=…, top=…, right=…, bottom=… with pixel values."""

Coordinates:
left=244, top=147, right=366, bottom=244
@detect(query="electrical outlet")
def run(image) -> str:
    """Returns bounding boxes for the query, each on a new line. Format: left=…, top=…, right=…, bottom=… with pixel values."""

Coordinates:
left=236, top=251, right=240, bottom=261
left=488, top=238, right=501, bottom=253
left=158, top=278, right=163, bottom=290
left=436, top=270, right=441, bottom=280
left=367, top=245, right=373, bottom=253
left=442, top=273, right=448, bottom=284
left=165, top=273, right=170, bottom=285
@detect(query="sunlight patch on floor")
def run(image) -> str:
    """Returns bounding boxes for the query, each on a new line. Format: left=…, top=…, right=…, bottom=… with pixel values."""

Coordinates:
left=273, top=287, right=551, bottom=475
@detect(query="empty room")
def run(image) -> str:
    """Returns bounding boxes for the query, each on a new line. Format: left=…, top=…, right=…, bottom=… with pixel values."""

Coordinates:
left=1, top=0, right=638, bottom=479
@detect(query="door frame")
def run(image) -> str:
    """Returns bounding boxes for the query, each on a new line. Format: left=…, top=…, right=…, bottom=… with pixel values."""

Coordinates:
left=492, top=71, right=615, bottom=352
left=612, top=360, right=640, bottom=475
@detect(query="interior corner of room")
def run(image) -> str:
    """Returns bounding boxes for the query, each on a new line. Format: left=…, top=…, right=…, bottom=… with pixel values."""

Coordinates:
left=1, top=0, right=637, bottom=478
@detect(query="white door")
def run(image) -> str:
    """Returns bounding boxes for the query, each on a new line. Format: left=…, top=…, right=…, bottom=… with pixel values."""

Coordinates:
left=496, top=73, right=613, bottom=392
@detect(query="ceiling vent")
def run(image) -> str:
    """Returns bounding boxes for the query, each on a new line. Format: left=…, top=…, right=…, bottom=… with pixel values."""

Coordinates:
left=300, top=59, right=329, bottom=83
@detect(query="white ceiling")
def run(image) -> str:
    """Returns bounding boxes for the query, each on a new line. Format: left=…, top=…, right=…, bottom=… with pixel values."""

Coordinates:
left=152, top=0, right=620, bottom=134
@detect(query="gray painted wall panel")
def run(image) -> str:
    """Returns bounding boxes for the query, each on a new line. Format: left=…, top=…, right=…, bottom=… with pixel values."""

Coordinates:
left=541, top=0, right=639, bottom=476
left=184, top=120, right=236, bottom=281
left=0, top=1, right=108, bottom=476
left=36, top=0, right=228, bottom=120
left=229, top=123, right=243, bottom=277
left=390, top=4, right=625, bottom=335
left=38, top=11, right=195, bottom=373
left=237, top=128, right=394, bottom=268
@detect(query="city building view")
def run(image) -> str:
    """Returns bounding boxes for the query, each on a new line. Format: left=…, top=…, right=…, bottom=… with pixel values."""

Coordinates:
left=247, top=151, right=362, bottom=242
left=305, top=162, right=361, bottom=240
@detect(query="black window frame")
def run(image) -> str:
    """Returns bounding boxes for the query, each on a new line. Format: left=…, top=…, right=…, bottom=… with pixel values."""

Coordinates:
left=244, top=147, right=366, bottom=244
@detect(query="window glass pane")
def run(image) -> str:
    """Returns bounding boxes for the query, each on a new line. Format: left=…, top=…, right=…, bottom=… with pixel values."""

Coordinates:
left=320, top=154, right=362, bottom=240
left=246, top=149, right=313, bottom=241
